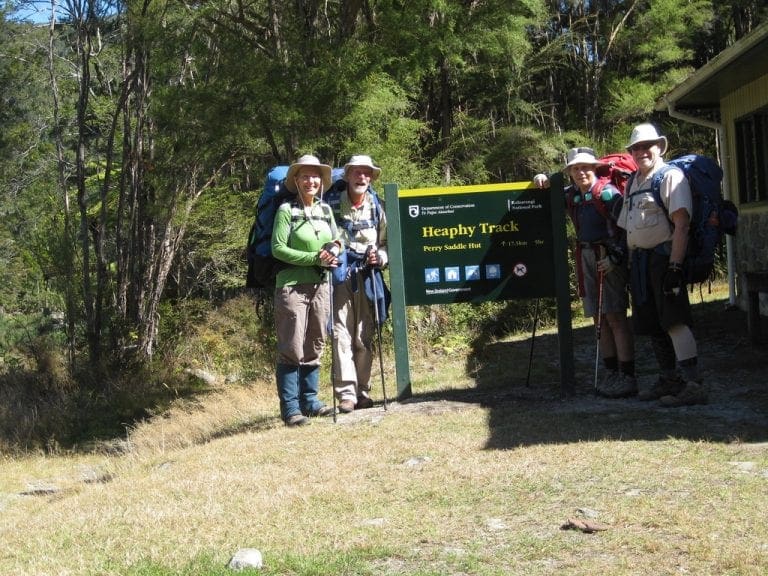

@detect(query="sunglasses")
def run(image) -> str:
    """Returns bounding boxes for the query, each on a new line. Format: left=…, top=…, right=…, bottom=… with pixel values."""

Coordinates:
left=629, top=142, right=656, bottom=153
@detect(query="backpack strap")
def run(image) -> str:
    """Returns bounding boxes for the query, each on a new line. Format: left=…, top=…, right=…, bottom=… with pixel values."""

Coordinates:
left=566, top=178, right=617, bottom=236
left=286, top=199, right=334, bottom=226
left=589, top=178, right=613, bottom=221
left=648, top=165, right=677, bottom=217
left=325, top=179, right=382, bottom=237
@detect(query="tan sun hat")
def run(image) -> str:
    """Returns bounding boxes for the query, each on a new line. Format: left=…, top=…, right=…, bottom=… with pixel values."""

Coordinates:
left=564, top=147, right=606, bottom=169
left=343, top=154, right=382, bottom=181
left=285, top=154, right=332, bottom=193
left=626, top=123, right=668, bottom=155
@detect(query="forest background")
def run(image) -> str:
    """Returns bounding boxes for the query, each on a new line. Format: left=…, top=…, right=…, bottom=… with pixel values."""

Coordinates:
left=1, top=0, right=766, bottom=452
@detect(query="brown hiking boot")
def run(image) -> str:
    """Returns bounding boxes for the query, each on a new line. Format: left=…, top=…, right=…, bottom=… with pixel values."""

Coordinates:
left=338, top=400, right=355, bottom=413
left=638, top=375, right=685, bottom=401
left=659, top=381, right=709, bottom=407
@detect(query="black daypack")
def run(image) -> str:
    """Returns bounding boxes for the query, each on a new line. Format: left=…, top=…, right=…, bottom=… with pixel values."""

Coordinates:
left=645, top=154, right=738, bottom=284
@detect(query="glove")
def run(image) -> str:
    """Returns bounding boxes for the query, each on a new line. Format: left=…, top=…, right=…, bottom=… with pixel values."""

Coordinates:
left=597, top=256, right=614, bottom=275
left=605, top=243, right=626, bottom=267
left=663, top=264, right=684, bottom=296
left=533, top=174, right=549, bottom=189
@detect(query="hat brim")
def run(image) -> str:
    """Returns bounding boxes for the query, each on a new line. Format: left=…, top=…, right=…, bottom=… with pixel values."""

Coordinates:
left=565, top=160, right=608, bottom=169
left=626, top=137, right=668, bottom=156
left=344, top=164, right=382, bottom=181
left=564, top=152, right=608, bottom=169
left=285, top=164, right=332, bottom=193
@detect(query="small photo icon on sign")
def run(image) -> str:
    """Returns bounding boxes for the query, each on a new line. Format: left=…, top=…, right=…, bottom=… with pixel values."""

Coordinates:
left=465, top=265, right=480, bottom=280
left=485, top=264, right=501, bottom=279
left=425, top=268, right=440, bottom=283
left=445, top=267, right=460, bottom=281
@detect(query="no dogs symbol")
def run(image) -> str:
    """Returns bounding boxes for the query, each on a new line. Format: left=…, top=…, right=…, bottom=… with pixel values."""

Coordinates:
left=513, top=262, right=528, bottom=277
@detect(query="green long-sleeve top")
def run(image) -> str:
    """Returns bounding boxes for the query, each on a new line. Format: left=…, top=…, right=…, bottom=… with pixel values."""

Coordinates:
left=271, top=198, right=341, bottom=287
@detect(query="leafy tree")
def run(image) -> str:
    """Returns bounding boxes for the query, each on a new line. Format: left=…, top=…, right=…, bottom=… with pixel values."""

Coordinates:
left=0, top=16, right=61, bottom=314
left=1, top=0, right=767, bottom=396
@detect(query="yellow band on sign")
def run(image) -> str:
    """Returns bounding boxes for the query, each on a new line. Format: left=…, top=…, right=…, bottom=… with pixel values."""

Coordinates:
left=398, top=181, right=536, bottom=198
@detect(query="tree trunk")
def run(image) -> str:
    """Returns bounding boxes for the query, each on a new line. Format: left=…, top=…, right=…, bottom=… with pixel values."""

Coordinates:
left=47, top=7, right=77, bottom=368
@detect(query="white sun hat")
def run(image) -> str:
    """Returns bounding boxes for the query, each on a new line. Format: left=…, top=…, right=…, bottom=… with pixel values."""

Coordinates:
left=343, top=154, right=382, bottom=181
left=564, top=147, right=606, bottom=169
left=626, top=123, right=668, bottom=155
left=285, top=154, right=332, bottom=193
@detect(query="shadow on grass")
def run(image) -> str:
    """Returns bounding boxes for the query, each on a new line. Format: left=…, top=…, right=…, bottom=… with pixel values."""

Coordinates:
left=404, top=296, right=768, bottom=448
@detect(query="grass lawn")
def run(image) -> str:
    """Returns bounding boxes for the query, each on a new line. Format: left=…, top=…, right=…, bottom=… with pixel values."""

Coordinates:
left=1, top=285, right=766, bottom=575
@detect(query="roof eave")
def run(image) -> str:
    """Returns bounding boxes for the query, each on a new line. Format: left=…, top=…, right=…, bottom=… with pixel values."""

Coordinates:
left=655, top=21, right=768, bottom=113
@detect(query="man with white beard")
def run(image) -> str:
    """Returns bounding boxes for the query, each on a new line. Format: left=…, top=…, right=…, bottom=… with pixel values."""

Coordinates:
left=323, top=155, right=389, bottom=413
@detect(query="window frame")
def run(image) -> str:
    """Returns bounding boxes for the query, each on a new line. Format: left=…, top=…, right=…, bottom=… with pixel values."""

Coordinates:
left=735, top=108, right=768, bottom=205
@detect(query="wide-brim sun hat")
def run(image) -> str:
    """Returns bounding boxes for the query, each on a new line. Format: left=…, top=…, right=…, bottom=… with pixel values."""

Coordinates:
left=564, top=147, right=606, bottom=169
left=344, top=154, right=381, bottom=181
left=626, top=123, right=668, bottom=155
left=285, top=154, right=332, bottom=193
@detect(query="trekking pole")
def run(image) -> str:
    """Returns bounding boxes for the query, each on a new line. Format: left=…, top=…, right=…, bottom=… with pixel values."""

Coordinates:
left=324, top=264, right=338, bottom=423
left=366, top=246, right=388, bottom=410
left=594, top=267, right=605, bottom=392
left=526, top=298, right=540, bottom=387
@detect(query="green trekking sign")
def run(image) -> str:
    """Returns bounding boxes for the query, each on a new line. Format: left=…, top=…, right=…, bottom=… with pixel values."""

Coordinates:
left=397, top=182, right=556, bottom=305
left=384, top=175, right=573, bottom=399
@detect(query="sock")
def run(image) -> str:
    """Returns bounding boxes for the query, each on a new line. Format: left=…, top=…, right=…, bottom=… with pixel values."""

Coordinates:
left=678, top=357, right=699, bottom=382
left=603, top=356, right=618, bottom=372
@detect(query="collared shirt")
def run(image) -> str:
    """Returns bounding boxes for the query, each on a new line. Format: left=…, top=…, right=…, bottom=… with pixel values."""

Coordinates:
left=337, top=190, right=388, bottom=267
left=618, top=158, right=692, bottom=250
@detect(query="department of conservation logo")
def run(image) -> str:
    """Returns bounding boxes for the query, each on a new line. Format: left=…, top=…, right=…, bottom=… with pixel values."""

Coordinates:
left=408, top=205, right=420, bottom=218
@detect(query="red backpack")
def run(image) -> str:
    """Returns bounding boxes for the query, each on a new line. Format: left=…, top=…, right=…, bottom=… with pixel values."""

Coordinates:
left=566, top=152, right=636, bottom=296
left=566, top=152, right=637, bottom=228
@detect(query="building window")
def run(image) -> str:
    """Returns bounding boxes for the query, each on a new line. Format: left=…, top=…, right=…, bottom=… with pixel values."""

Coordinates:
left=735, top=109, right=768, bottom=204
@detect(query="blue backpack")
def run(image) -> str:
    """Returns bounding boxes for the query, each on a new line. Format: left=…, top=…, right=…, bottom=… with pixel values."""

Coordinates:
left=645, top=154, right=738, bottom=284
left=245, top=166, right=334, bottom=289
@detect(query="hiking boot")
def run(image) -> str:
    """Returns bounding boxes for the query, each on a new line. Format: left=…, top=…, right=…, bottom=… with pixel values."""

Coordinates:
left=600, top=373, right=638, bottom=399
left=338, top=400, right=355, bottom=413
left=285, top=414, right=310, bottom=427
left=595, top=371, right=618, bottom=397
left=659, top=381, right=709, bottom=407
left=304, top=405, right=334, bottom=417
left=638, top=374, right=686, bottom=401
left=356, top=396, right=374, bottom=410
